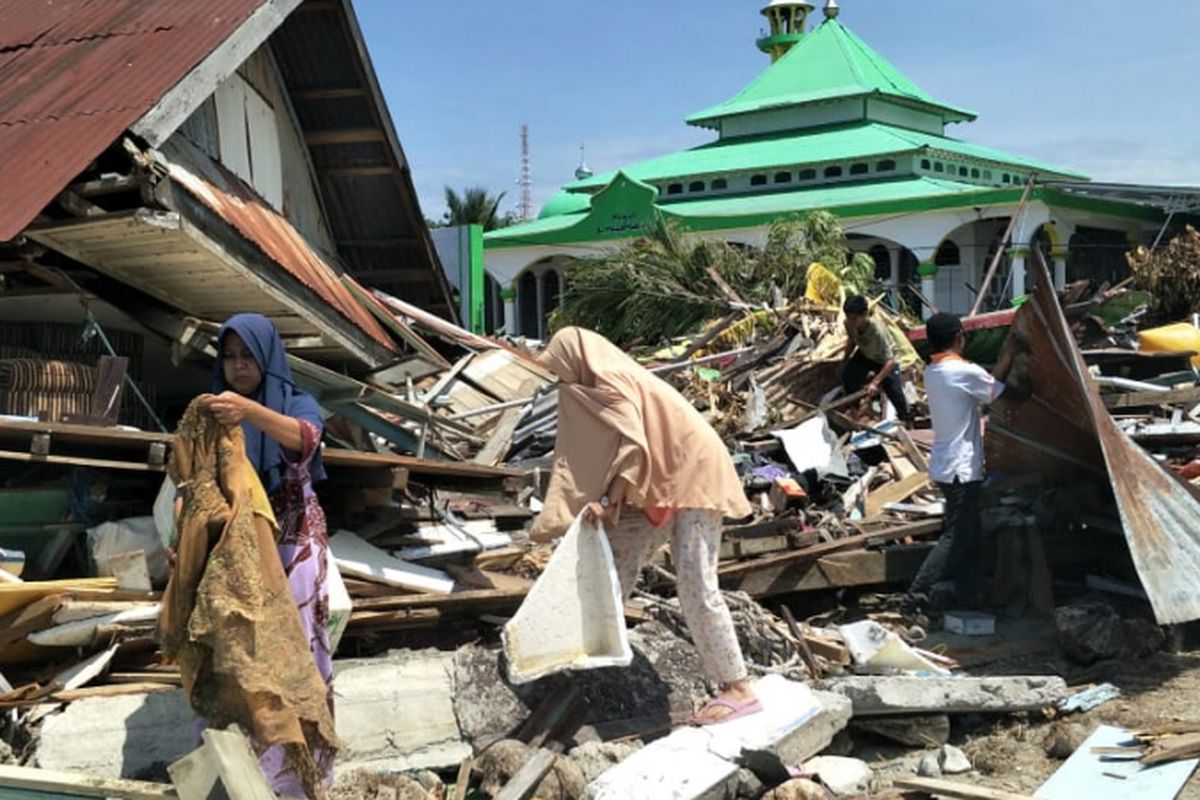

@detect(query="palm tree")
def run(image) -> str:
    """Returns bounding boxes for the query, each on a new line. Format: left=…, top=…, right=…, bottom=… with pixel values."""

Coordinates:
left=443, top=186, right=507, bottom=231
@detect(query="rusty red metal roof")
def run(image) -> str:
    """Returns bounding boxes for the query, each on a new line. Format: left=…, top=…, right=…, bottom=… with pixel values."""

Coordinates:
left=158, top=140, right=397, bottom=353
left=987, top=256, right=1200, bottom=624
left=0, top=0, right=266, bottom=241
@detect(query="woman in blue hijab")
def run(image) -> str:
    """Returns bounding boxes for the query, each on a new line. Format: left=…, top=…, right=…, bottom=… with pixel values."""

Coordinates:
left=201, top=313, right=335, bottom=794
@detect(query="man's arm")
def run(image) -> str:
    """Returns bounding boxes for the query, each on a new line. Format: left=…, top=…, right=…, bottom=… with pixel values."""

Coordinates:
left=992, top=338, right=1016, bottom=382
left=867, top=358, right=897, bottom=394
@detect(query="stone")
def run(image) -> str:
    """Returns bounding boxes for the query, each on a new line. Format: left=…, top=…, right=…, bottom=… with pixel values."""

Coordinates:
left=569, top=740, right=644, bottom=785
left=0, top=737, right=15, bottom=765
left=938, top=744, right=972, bottom=775
left=475, top=739, right=585, bottom=800
left=762, top=778, right=827, bottom=800
left=853, top=714, right=951, bottom=747
left=1042, top=721, right=1086, bottom=760
left=916, top=753, right=940, bottom=777
left=826, top=675, right=1068, bottom=717
left=1056, top=604, right=1164, bottom=665
left=734, top=767, right=765, bottom=799
left=802, top=755, right=871, bottom=796
left=454, top=621, right=712, bottom=750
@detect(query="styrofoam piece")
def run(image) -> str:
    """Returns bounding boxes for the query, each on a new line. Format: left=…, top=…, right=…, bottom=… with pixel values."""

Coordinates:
left=329, top=530, right=456, bottom=595
left=943, top=610, right=996, bottom=636
left=773, top=414, right=850, bottom=479
left=502, top=513, right=632, bottom=684
left=326, top=547, right=351, bottom=653
left=838, top=620, right=951, bottom=675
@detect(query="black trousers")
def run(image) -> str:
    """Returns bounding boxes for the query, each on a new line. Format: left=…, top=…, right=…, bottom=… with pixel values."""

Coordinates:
left=842, top=351, right=911, bottom=421
left=909, top=479, right=984, bottom=604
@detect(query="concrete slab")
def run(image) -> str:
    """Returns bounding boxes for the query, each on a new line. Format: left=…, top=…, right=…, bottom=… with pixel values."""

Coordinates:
left=582, top=677, right=852, bottom=800
left=826, top=675, right=1067, bottom=716
left=36, top=649, right=471, bottom=780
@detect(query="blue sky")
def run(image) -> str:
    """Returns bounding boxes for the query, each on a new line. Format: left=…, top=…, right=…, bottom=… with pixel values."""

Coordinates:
left=356, top=0, right=1200, bottom=222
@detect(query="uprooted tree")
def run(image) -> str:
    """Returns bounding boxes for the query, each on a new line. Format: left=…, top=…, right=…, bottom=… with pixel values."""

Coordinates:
left=1127, top=225, right=1200, bottom=320
left=551, top=210, right=874, bottom=346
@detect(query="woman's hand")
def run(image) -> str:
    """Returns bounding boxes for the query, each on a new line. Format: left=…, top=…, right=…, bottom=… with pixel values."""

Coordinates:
left=583, top=500, right=621, bottom=529
left=200, top=391, right=256, bottom=427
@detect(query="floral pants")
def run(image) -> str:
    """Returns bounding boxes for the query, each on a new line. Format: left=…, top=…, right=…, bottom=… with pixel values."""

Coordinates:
left=606, top=508, right=747, bottom=685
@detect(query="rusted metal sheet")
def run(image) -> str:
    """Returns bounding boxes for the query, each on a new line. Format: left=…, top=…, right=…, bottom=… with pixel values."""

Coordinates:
left=156, top=138, right=396, bottom=353
left=987, top=256, right=1200, bottom=624
left=0, top=0, right=267, bottom=241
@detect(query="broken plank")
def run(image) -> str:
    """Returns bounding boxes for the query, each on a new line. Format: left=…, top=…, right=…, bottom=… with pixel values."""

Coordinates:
left=892, top=776, right=1037, bottom=799
left=865, top=472, right=931, bottom=517
left=718, top=520, right=941, bottom=578
left=473, top=404, right=526, bottom=467
left=494, top=748, right=557, bottom=800
left=722, top=543, right=932, bottom=598
left=353, top=587, right=528, bottom=615
left=0, top=764, right=175, bottom=799
left=53, top=681, right=177, bottom=701
left=1103, top=385, right=1200, bottom=410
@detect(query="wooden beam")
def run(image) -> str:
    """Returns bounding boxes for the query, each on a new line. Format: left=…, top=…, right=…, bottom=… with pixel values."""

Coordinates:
left=55, top=190, right=105, bottom=217
left=1103, top=385, right=1200, bottom=409
left=865, top=472, right=931, bottom=517
left=0, top=764, right=175, bottom=799
left=892, top=776, right=1037, bottom=800
left=321, top=165, right=394, bottom=178
left=294, top=87, right=367, bottom=100
left=69, top=175, right=141, bottom=197
left=305, top=128, right=386, bottom=146
left=131, top=0, right=303, bottom=146
left=721, top=543, right=932, bottom=598
left=494, top=749, right=557, bottom=800
left=718, top=520, right=941, bottom=578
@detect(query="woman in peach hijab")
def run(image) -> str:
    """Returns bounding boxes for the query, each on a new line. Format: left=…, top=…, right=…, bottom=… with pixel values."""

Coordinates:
left=534, top=326, right=758, bottom=725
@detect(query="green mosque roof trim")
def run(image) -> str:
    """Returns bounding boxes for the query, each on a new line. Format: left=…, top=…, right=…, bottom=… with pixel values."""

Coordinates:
left=561, top=121, right=1084, bottom=194
left=687, top=19, right=975, bottom=128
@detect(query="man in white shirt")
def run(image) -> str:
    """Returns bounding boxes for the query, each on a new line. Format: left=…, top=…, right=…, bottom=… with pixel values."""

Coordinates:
left=908, top=312, right=1015, bottom=608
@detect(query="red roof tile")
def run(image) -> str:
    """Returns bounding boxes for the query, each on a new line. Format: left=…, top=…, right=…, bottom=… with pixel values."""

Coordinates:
left=0, top=0, right=265, bottom=241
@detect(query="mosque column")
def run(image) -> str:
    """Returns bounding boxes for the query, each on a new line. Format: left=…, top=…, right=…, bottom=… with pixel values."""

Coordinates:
left=1044, top=220, right=1074, bottom=290
left=1009, top=247, right=1028, bottom=303
left=501, top=286, right=516, bottom=336
left=916, top=260, right=938, bottom=320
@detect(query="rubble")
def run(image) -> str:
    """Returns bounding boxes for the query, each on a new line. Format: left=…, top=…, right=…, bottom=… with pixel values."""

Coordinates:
left=801, top=755, right=872, bottom=796
left=938, top=744, right=972, bottom=775
left=826, top=675, right=1068, bottom=717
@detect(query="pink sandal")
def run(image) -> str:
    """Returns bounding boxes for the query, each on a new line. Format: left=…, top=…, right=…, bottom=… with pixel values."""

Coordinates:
left=691, top=696, right=763, bottom=726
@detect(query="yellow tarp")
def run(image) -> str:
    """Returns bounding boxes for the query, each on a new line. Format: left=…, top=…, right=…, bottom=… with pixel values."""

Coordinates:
left=1138, top=322, right=1200, bottom=368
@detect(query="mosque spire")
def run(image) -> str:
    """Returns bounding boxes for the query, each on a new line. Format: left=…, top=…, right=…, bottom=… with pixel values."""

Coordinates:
left=756, top=0, right=814, bottom=62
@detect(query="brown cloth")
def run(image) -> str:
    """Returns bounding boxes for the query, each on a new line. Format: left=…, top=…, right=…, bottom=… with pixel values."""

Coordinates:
left=159, top=400, right=338, bottom=798
left=532, top=327, right=751, bottom=541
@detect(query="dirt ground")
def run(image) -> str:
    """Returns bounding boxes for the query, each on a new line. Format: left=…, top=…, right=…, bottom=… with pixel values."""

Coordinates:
left=862, top=647, right=1200, bottom=798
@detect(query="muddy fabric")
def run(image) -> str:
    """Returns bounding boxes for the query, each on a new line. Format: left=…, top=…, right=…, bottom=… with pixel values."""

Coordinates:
left=533, top=327, right=751, bottom=540
left=159, top=400, right=338, bottom=799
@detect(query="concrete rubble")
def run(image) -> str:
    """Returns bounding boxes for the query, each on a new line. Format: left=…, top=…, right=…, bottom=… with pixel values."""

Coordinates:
left=825, top=675, right=1069, bottom=717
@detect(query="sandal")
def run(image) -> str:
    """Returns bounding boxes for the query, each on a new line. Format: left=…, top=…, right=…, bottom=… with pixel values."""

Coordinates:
left=690, top=695, right=763, bottom=726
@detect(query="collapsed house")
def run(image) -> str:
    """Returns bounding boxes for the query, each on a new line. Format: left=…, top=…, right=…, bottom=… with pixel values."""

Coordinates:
left=4, top=2, right=1200, bottom=800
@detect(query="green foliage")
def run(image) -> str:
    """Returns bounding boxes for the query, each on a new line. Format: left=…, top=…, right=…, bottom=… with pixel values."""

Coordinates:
left=552, top=210, right=867, bottom=345
left=444, top=186, right=508, bottom=231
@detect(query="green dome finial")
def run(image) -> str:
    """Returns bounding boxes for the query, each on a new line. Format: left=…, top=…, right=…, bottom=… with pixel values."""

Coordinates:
left=757, top=0, right=814, bottom=62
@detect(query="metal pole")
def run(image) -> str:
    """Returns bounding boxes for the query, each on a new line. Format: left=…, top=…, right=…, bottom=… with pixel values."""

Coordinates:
left=969, top=174, right=1038, bottom=317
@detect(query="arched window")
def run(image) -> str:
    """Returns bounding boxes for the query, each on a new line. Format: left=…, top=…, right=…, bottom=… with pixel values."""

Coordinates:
left=850, top=163, right=869, bottom=175
left=920, top=159, right=931, bottom=170
left=666, top=183, right=683, bottom=195
left=750, top=174, right=767, bottom=186
left=933, top=162, right=944, bottom=173
left=970, top=168, right=980, bottom=179
left=877, top=160, right=897, bottom=172
left=774, top=171, right=792, bottom=184
left=711, top=178, right=728, bottom=190
left=869, top=244, right=892, bottom=283
left=935, top=239, right=961, bottom=267
left=688, top=181, right=705, bottom=193
left=824, top=165, right=843, bottom=178
left=798, top=168, right=816, bottom=180
left=958, top=166, right=969, bottom=177
left=983, top=170, right=993, bottom=181
left=1002, top=174, right=1011, bottom=184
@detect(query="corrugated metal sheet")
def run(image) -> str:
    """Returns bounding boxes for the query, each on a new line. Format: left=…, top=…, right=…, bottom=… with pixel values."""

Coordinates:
left=157, top=138, right=396, bottom=353
left=987, top=256, right=1200, bottom=624
left=0, top=0, right=266, bottom=241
